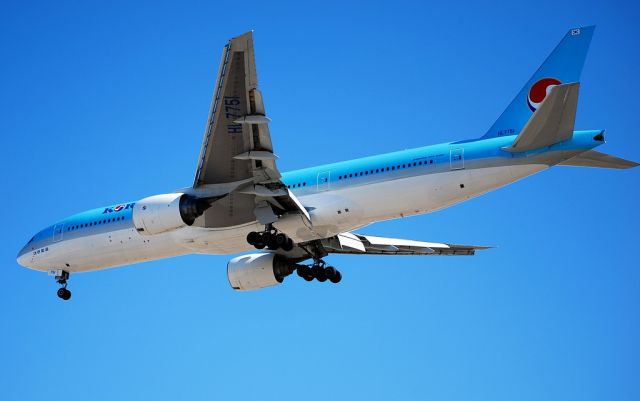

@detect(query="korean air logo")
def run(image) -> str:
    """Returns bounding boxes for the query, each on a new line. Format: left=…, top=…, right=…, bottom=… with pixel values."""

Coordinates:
left=527, top=77, right=562, bottom=112
left=102, top=203, right=135, bottom=214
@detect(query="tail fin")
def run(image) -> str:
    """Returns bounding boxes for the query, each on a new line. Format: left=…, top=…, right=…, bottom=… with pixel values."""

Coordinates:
left=482, top=26, right=595, bottom=139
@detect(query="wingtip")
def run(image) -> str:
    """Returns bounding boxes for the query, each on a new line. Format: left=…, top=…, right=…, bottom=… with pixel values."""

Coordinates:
left=229, top=31, right=254, bottom=42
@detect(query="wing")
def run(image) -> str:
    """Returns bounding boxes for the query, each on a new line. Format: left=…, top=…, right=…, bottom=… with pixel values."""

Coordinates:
left=277, top=232, right=490, bottom=260
left=194, top=31, right=279, bottom=187
left=190, top=32, right=308, bottom=227
left=323, top=232, right=490, bottom=255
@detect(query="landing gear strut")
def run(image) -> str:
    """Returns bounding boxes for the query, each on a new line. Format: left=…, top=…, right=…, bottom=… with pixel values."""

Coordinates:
left=247, top=225, right=294, bottom=251
left=51, top=270, right=71, bottom=301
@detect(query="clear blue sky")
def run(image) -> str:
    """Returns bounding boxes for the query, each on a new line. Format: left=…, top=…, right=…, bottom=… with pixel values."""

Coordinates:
left=1, top=1, right=639, bottom=400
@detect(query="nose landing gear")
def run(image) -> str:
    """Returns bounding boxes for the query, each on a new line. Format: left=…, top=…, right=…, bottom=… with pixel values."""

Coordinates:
left=50, top=269, right=71, bottom=300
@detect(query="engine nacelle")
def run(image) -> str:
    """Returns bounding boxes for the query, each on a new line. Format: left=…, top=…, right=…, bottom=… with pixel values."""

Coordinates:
left=133, top=193, right=211, bottom=235
left=227, top=253, right=296, bottom=291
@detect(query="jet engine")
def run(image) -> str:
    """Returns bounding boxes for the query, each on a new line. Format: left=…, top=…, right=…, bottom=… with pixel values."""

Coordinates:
left=132, top=193, right=211, bottom=235
left=227, top=253, right=297, bottom=291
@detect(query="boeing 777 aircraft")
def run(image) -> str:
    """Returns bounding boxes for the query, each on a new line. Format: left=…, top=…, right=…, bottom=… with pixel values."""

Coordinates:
left=17, top=27, right=638, bottom=300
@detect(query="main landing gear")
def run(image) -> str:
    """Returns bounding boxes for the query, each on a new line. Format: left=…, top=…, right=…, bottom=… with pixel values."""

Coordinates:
left=296, top=260, right=342, bottom=284
left=247, top=225, right=294, bottom=251
left=52, top=270, right=71, bottom=301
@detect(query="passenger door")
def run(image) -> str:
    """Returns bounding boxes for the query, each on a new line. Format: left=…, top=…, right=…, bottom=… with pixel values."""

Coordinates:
left=52, top=223, right=64, bottom=242
left=450, top=148, right=464, bottom=170
left=317, top=171, right=330, bottom=191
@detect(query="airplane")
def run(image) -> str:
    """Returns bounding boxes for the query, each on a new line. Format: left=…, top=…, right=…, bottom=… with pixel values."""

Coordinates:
left=17, top=26, right=638, bottom=300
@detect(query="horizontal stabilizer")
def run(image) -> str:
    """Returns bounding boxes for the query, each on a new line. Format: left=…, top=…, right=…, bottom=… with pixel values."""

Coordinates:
left=559, top=150, right=639, bottom=169
left=504, top=83, right=579, bottom=152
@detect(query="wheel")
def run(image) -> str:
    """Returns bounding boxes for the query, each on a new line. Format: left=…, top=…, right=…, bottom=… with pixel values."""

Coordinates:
left=246, top=231, right=261, bottom=245
left=282, top=238, right=294, bottom=252
left=329, top=270, right=342, bottom=284
left=312, top=265, right=327, bottom=282
left=262, top=233, right=278, bottom=250
left=297, top=265, right=310, bottom=277
left=261, top=232, right=272, bottom=244
left=296, top=266, right=314, bottom=281
left=324, top=266, right=337, bottom=280
left=254, top=241, right=265, bottom=249
left=267, top=238, right=279, bottom=250
left=57, top=288, right=71, bottom=300
left=275, top=233, right=288, bottom=247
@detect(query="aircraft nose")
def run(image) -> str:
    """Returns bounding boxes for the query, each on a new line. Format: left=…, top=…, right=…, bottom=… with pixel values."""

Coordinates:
left=16, top=247, right=30, bottom=268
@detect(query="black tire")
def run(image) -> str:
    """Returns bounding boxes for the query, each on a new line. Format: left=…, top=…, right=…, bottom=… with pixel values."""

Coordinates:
left=312, top=265, right=327, bottom=282
left=254, top=241, right=265, bottom=249
left=57, top=288, right=71, bottom=300
left=324, top=266, right=337, bottom=279
left=275, top=233, right=288, bottom=247
left=329, top=270, right=342, bottom=284
left=261, top=232, right=272, bottom=244
left=262, top=233, right=278, bottom=250
left=246, top=232, right=261, bottom=245
left=267, top=238, right=279, bottom=250
left=297, top=266, right=314, bottom=282
left=282, top=238, right=294, bottom=252
left=297, top=265, right=310, bottom=277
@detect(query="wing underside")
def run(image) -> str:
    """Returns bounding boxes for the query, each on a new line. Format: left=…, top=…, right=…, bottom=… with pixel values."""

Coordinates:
left=276, top=232, right=490, bottom=260
left=191, top=32, right=308, bottom=228
left=323, top=232, right=489, bottom=256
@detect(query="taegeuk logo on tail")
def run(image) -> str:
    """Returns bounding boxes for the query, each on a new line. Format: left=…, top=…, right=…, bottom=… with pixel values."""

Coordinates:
left=527, top=77, right=562, bottom=112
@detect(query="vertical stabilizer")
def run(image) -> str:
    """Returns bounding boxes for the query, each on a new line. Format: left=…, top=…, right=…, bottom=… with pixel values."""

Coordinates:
left=482, top=26, right=594, bottom=139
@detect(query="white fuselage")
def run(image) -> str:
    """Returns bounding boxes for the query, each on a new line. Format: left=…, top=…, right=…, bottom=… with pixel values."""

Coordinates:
left=19, top=161, right=547, bottom=273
